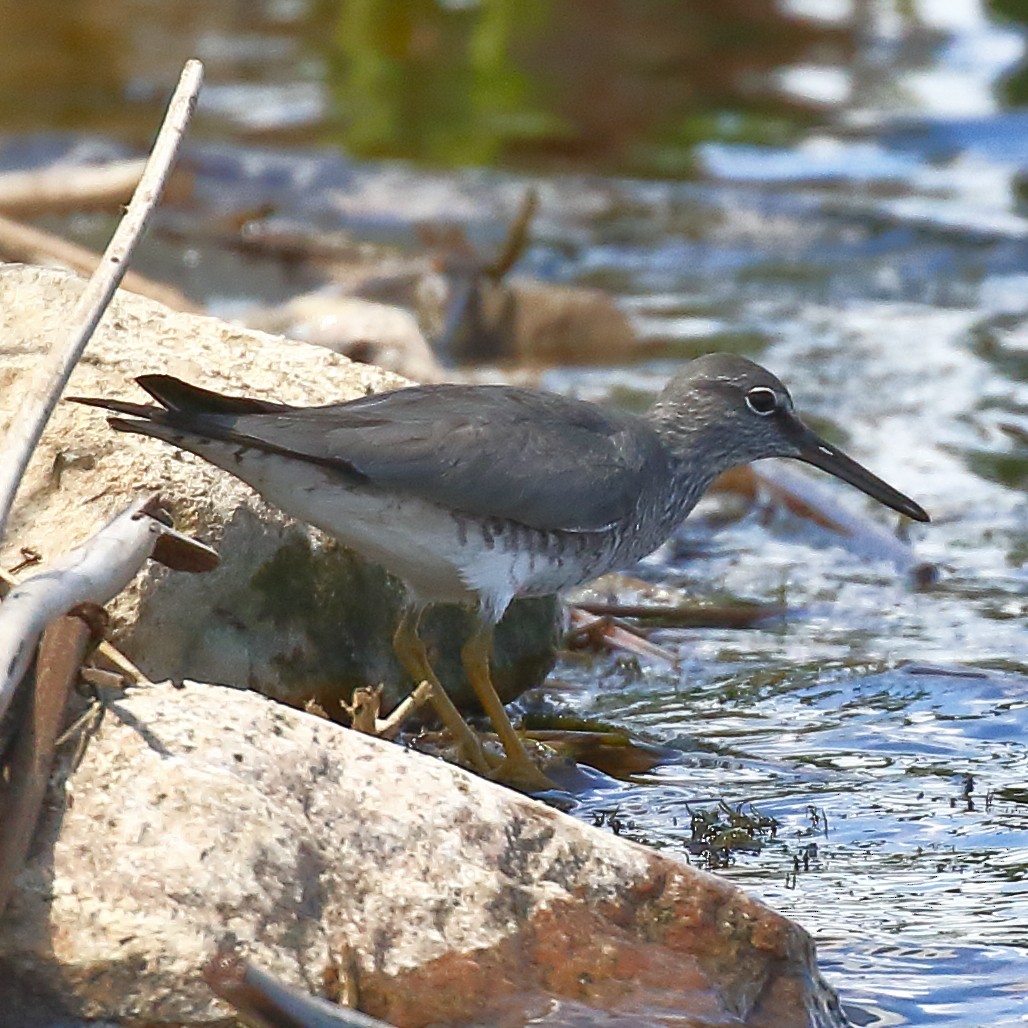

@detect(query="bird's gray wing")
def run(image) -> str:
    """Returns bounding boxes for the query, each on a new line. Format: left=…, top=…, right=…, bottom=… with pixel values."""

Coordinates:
left=212, top=384, right=670, bottom=532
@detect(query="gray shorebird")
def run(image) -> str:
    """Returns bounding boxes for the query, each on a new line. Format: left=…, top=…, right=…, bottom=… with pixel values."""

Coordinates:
left=73, top=354, right=928, bottom=790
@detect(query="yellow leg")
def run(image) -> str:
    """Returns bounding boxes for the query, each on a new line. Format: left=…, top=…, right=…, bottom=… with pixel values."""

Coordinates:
left=461, top=619, right=556, bottom=793
left=392, top=607, right=492, bottom=776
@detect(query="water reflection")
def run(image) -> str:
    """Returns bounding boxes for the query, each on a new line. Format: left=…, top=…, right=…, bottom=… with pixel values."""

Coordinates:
left=322, top=0, right=1024, bottom=175
left=6, top=0, right=1021, bottom=175
left=326, top=0, right=841, bottom=172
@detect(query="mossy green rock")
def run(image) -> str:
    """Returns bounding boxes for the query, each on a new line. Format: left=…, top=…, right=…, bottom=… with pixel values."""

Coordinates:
left=125, top=508, right=559, bottom=720
left=248, top=535, right=560, bottom=717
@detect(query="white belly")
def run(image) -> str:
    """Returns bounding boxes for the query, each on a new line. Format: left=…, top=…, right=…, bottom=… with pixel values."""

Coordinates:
left=194, top=443, right=578, bottom=617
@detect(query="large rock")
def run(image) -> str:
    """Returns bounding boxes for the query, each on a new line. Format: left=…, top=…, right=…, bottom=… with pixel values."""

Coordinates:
left=0, top=264, right=558, bottom=715
left=0, top=681, right=845, bottom=1027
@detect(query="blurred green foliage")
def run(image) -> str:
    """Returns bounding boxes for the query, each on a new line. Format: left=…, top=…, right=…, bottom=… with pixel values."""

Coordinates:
left=324, top=0, right=832, bottom=173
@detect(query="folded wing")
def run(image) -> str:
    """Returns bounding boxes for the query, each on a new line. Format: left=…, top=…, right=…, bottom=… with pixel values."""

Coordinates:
left=113, top=377, right=673, bottom=533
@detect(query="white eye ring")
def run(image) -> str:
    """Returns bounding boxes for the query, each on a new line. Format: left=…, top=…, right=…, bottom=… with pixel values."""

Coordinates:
left=745, top=386, right=779, bottom=416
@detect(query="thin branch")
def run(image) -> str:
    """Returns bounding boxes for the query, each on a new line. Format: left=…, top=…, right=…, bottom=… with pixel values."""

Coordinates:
left=0, top=565, right=153, bottom=687
left=91, top=638, right=154, bottom=686
left=569, top=599, right=787, bottom=629
left=0, top=158, right=193, bottom=218
left=0, top=611, right=97, bottom=916
left=0, top=59, right=204, bottom=544
left=0, top=495, right=218, bottom=725
left=565, top=607, right=677, bottom=665
left=376, top=679, right=434, bottom=739
left=0, top=498, right=163, bottom=726
left=485, top=186, right=538, bottom=282
left=204, top=944, right=395, bottom=1027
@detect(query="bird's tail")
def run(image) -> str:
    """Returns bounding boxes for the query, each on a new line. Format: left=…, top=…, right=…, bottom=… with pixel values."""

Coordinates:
left=68, top=374, right=289, bottom=440
left=135, top=375, right=287, bottom=416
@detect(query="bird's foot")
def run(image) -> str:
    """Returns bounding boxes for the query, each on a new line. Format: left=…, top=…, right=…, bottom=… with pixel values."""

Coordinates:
left=409, top=723, right=557, bottom=791
left=455, top=731, right=497, bottom=778
left=487, top=750, right=558, bottom=794
left=342, top=684, right=385, bottom=735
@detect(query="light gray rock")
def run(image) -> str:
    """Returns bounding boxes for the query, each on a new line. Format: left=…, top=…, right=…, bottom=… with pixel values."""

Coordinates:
left=240, top=290, right=444, bottom=384
left=0, top=681, right=845, bottom=1027
left=0, top=264, right=557, bottom=715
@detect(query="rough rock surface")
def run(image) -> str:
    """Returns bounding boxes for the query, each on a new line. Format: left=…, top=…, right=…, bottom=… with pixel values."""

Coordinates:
left=0, top=264, right=558, bottom=713
left=0, top=681, right=846, bottom=1028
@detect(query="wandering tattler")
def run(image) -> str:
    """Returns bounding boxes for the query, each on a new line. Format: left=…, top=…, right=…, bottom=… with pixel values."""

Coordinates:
left=73, top=353, right=928, bottom=790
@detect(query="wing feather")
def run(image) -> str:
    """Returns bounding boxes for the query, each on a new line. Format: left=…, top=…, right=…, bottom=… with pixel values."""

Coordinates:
left=185, top=384, right=670, bottom=532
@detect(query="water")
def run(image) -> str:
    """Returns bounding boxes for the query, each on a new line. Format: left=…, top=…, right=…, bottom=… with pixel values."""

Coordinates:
left=536, top=165, right=1028, bottom=1022
left=0, top=1, right=1026, bottom=1025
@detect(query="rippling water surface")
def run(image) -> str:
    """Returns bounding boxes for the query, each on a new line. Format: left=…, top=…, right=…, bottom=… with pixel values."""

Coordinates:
left=537, top=171, right=1028, bottom=1024
left=1, top=2, right=1026, bottom=1025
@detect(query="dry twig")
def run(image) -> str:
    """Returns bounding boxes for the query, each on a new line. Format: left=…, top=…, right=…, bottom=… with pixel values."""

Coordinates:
left=0, top=158, right=192, bottom=218
left=0, top=498, right=161, bottom=724
left=204, top=942, right=393, bottom=1027
left=1, top=564, right=152, bottom=688
left=0, top=610, right=100, bottom=915
left=341, top=680, right=435, bottom=741
left=0, top=59, right=204, bottom=543
left=566, top=607, right=677, bottom=665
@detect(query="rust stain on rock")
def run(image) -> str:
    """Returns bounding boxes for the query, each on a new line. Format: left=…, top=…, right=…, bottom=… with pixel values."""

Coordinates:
left=356, top=861, right=824, bottom=1028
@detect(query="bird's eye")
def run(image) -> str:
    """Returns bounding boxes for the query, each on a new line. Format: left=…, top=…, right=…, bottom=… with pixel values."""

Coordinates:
left=745, top=386, right=779, bottom=416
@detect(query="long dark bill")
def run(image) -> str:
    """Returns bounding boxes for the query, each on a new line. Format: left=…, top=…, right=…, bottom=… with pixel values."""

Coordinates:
left=791, top=421, right=930, bottom=523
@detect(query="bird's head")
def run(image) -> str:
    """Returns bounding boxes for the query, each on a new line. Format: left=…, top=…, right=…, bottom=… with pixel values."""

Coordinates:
left=648, top=353, right=929, bottom=523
